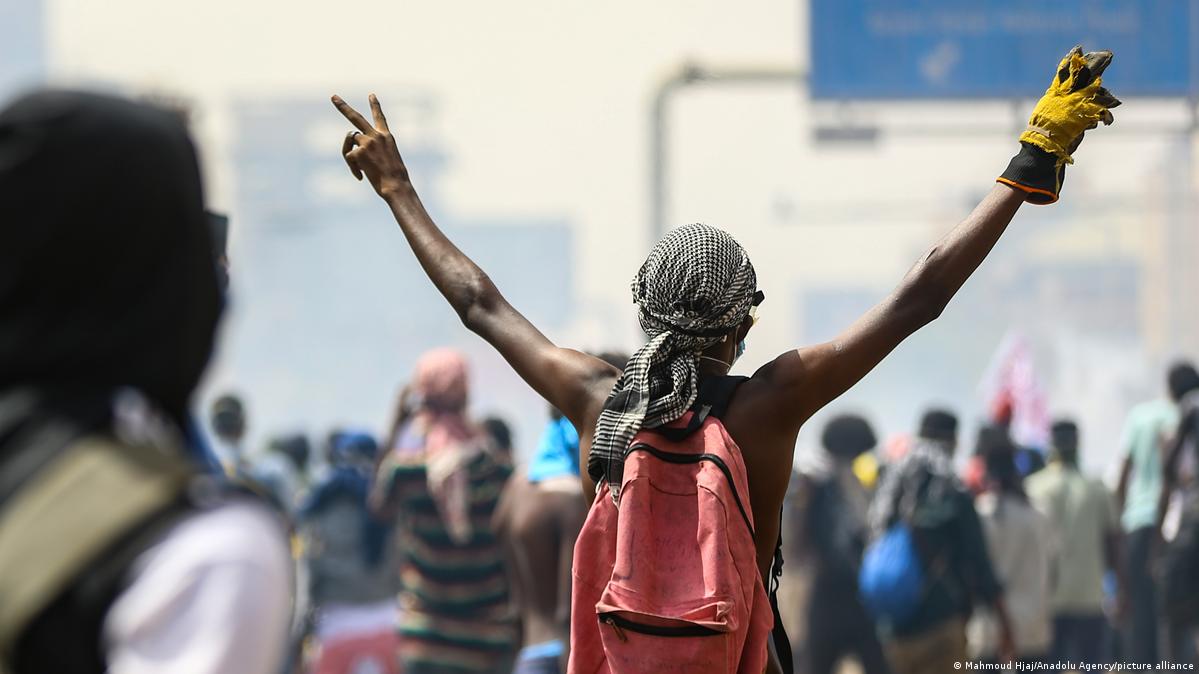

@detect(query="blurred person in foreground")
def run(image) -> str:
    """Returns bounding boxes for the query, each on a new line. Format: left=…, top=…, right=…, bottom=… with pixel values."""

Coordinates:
left=298, top=431, right=398, bottom=674
left=0, top=91, right=291, bottom=674
left=1157, top=364, right=1199, bottom=663
left=492, top=352, right=628, bottom=674
left=790, top=415, right=891, bottom=674
left=966, top=432, right=1053, bottom=665
left=1116, top=361, right=1199, bottom=664
left=371, top=349, right=517, bottom=674
left=1026, top=419, right=1123, bottom=665
left=334, top=46, right=1119, bottom=674
left=865, top=411, right=1014, bottom=673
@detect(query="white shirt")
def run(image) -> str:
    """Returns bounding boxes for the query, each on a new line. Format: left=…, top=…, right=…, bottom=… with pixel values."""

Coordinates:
left=968, top=492, right=1054, bottom=658
left=102, top=499, right=293, bottom=674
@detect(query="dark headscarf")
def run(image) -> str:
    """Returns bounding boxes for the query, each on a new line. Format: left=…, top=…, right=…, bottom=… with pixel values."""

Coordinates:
left=0, top=91, right=221, bottom=430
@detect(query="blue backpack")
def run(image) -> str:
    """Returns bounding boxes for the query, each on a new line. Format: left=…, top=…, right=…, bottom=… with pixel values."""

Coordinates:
left=858, top=522, right=925, bottom=626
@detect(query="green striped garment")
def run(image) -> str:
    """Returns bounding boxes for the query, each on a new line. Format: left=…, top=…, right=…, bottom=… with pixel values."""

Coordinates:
left=379, top=449, right=516, bottom=674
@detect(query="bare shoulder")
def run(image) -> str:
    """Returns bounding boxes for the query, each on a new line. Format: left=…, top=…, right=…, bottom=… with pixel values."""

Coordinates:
left=729, top=350, right=816, bottom=436
left=567, top=366, right=620, bottom=435
left=723, top=366, right=804, bottom=506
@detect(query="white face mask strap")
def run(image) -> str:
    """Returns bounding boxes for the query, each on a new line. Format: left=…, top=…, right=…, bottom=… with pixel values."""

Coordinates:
left=697, top=355, right=731, bottom=372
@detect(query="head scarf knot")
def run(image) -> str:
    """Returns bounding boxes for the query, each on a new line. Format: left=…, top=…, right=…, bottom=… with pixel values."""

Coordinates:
left=589, top=224, right=757, bottom=492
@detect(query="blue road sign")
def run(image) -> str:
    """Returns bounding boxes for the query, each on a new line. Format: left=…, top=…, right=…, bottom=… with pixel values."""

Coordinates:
left=810, top=0, right=1196, bottom=98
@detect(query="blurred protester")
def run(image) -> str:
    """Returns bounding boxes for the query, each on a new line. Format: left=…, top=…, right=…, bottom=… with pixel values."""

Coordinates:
left=967, top=435, right=1052, bottom=664
left=0, top=91, right=291, bottom=674
left=492, top=351, right=624, bottom=674
left=252, top=432, right=312, bottom=512
left=1027, top=419, right=1123, bottom=665
left=494, top=410, right=587, bottom=674
left=482, top=416, right=515, bottom=465
left=1157, top=365, right=1199, bottom=663
left=371, top=349, right=517, bottom=674
left=299, top=431, right=398, bottom=674
left=210, top=392, right=250, bottom=475
left=790, top=415, right=891, bottom=674
left=963, top=403, right=1045, bottom=495
left=1116, top=361, right=1199, bottom=663
left=865, top=410, right=1015, bottom=673
left=335, top=47, right=1118, bottom=674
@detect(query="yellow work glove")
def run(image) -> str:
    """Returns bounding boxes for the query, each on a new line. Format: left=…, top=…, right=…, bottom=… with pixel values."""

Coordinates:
left=998, top=46, right=1122, bottom=204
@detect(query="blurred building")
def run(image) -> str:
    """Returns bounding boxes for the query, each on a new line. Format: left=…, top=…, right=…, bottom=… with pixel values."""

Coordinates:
left=0, top=0, right=45, bottom=102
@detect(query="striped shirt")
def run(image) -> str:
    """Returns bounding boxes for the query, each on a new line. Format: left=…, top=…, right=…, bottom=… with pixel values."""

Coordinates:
left=376, top=443, right=516, bottom=673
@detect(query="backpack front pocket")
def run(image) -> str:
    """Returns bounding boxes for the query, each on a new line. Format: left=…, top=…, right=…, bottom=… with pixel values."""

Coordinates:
left=597, top=611, right=730, bottom=674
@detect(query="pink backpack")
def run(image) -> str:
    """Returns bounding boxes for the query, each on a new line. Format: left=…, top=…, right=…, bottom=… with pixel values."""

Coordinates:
left=569, top=376, right=789, bottom=674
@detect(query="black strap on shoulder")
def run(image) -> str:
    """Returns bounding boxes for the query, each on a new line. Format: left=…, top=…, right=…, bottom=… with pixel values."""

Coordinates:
left=769, top=504, right=793, bottom=674
left=699, top=374, right=747, bottom=420
left=650, top=375, right=748, bottom=443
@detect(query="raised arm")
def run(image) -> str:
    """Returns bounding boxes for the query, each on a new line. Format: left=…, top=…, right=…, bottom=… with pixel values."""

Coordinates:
left=333, top=95, right=617, bottom=428
left=778, top=184, right=1023, bottom=419
left=756, top=47, right=1120, bottom=425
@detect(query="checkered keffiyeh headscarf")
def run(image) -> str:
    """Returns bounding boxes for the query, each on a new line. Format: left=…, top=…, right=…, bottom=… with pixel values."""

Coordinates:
left=589, top=223, right=758, bottom=493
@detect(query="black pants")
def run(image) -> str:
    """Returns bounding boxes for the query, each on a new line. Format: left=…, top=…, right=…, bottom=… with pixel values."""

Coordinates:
left=1126, top=526, right=1159, bottom=665
left=1161, top=502, right=1199, bottom=664
left=799, top=581, right=891, bottom=674
left=1052, top=613, right=1106, bottom=664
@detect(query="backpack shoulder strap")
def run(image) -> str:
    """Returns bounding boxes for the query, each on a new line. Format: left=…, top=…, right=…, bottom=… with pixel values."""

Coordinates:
left=700, top=375, right=793, bottom=673
left=637, top=375, right=791, bottom=671
left=649, top=375, right=749, bottom=443
left=0, top=435, right=194, bottom=671
left=769, top=504, right=793, bottom=674
left=699, top=375, right=748, bottom=421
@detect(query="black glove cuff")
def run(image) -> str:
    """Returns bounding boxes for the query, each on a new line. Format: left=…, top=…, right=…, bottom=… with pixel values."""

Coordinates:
left=997, top=142, right=1065, bottom=205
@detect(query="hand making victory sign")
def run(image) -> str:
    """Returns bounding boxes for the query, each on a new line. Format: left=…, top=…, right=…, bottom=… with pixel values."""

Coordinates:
left=334, top=94, right=410, bottom=196
left=331, top=92, right=622, bottom=479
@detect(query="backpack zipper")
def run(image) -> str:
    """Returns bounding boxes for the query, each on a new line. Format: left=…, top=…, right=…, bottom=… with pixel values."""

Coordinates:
left=625, top=443, right=755, bottom=537
left=599, top=612, right=720, bottom=639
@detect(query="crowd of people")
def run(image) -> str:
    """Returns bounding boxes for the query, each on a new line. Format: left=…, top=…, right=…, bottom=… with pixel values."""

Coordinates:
left=198, top=357, right=1199, bottom=674
left=782, top=361, right=1199, bottom=673
left=3, top=45, right=1196, bottom=674
left=198, top=351, right=632, bottom=674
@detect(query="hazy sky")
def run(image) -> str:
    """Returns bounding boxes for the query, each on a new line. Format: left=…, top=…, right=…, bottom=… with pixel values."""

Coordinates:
left=33, top=0, right=1192, bottom=469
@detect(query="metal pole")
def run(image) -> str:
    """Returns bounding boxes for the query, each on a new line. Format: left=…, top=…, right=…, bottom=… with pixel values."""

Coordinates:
left=648, top=64, right=804, bottom=247
left=647, top=64, right=1187, bottom=247
left=649, top=74, right=683, bottom=251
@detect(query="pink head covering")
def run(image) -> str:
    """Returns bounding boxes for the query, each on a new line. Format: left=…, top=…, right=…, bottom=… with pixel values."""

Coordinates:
left=410, top=348, right=483, bottom=544
left=413, top=348, right=470, bottom=412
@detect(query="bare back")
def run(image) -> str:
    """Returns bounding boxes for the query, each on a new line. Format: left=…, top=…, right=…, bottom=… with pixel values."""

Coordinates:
left=495, top=473, right=588, bottom=653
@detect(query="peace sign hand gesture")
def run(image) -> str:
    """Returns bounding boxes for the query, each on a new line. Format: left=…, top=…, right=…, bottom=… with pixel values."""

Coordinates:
left=332, top=93, right=411, bottom=198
